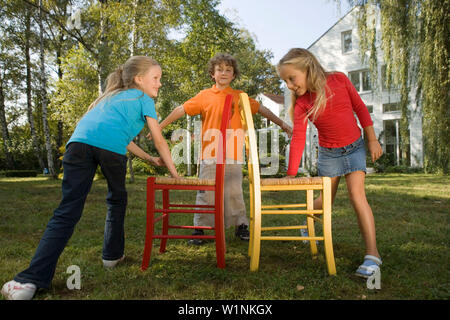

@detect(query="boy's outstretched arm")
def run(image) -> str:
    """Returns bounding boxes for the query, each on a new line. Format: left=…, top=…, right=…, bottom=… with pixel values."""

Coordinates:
left=160, top=105, right=186, bottom=130
left=258, top=105, right=293, bottom=137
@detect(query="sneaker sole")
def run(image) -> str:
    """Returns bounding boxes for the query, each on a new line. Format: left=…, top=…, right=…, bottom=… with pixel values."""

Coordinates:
left=103, top=255, right=125, bottom=268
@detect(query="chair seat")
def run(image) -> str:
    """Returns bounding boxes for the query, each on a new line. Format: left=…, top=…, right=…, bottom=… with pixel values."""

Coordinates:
left=260, top=177, right=323, bottom=186
left=155, top=177, right=215, bottom=186
left=239, top=92, right=335, bottom=275
left=141, top=94, right=233, bottom=271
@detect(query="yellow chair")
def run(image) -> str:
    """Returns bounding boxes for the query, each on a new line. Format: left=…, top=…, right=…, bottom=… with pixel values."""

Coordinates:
left=239, top=93, right=336, bottom=275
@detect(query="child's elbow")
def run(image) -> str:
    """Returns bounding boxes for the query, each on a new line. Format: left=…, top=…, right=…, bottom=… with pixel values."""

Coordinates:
left=152, top=135, right=166, bottom=149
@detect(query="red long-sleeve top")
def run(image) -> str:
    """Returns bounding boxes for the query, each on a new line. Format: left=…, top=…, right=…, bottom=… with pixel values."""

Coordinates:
left=287, top=72, right=373, bottom=176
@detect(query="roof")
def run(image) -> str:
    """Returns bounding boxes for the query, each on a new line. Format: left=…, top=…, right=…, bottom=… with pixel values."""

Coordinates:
left=308, top=5, right=357, bottom=49
left=261, top=93, right=284, bottom=104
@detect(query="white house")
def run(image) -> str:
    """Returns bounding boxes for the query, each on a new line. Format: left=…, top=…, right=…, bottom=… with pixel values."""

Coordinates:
left=283, top=6, right=423, bottom=174
left=256, top=93, right=285, bottom=127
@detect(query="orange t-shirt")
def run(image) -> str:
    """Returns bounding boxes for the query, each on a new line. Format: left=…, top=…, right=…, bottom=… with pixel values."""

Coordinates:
left=183, top=85, right=260, bottom=162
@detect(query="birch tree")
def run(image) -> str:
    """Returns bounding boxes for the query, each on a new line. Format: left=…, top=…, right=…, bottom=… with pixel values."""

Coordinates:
left=38, top=0, right=56, bottom=177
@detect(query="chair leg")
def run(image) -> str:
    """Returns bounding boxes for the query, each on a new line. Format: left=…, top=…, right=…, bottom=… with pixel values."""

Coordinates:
left=249, top=181, right=262, bottom=271
left=215, top=192, right=226, bottom=269
left=248, top=180, right=255, bottom=257
left=322, top=177, right=336, bottom=275
left=160, top=189, right=169, bottom=253
left=249, top=216, right=261, bottom=271
left=142, top=179, right=156, bottom=271
left=306, top=189, right=318, bottom=256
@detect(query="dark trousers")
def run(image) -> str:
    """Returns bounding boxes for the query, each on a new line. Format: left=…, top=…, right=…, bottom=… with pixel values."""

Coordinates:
left=14, top=142, right=128, bottom=289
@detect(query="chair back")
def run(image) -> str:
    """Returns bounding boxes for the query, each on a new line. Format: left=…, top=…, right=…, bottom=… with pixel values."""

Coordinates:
left=214, top=94, right=233, bottom=186
left=239, top=93, right=262, bottom=204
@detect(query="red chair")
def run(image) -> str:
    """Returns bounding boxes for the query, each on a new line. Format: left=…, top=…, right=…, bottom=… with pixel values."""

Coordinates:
left=141, top=94, right=233, bottom=270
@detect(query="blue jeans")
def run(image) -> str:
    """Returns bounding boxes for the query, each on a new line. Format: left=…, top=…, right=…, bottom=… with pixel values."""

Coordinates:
left=14, top=142, right=128, bottom=289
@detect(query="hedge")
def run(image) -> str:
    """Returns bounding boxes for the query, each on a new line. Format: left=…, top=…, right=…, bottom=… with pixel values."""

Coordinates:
left=4, top=170, right=38, bottom=177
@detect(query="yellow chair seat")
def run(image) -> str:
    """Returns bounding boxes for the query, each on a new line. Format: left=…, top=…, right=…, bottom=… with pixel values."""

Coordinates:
left=260, top=177, right=323, bottom=186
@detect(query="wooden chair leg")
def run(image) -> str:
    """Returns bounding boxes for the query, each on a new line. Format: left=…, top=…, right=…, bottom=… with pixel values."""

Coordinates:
left=142, top=179, right=156, bottom=271
left=249, top=184, right=262, bottom=272
left=248, top=179, right=255, bottom=257
left=306, top=189, right=318, bottom=256
left=160, top=189, right=169, bottom=253
left=322, top=177, right=336, bottom=275
left=215, top=191, right=226, bottom=269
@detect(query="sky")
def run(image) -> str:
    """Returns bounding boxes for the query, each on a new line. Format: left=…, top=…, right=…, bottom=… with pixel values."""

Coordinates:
left=217, top=0, right=352, bottom=64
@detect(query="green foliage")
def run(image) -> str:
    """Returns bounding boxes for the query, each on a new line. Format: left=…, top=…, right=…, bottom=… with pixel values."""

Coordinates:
left=351, top=0, right=449, bottom=173
left=373, top=153, right=424, bottom=174
left=1, top=0, right=282, bottom=172
left=418, top=0, right=450, bottom=174
left=50, top=46, right=99, bottom=131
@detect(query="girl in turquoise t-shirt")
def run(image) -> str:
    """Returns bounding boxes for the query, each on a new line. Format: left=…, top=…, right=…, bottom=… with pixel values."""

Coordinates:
left=1, top=56, right=179, bottom=300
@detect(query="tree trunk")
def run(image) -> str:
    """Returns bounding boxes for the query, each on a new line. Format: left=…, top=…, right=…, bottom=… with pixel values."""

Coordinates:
left=39, top=0, right=56, bottom=177
left=55, top=31, right=65, bottom=172
left=0, top=77, right=14, bottom=169
left=126, top=0, right=139, bottom=183
left=25, top=4, right=45, bottom=170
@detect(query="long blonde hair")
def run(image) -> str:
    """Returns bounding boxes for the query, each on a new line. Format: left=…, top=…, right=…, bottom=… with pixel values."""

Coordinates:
left=87, top=56, right=159, bottom=111
left=277, top=48, right=330, bottom=121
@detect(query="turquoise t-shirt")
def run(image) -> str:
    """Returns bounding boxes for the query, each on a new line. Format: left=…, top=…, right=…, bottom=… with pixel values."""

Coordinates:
left=68, top=89, right=158, bottom=155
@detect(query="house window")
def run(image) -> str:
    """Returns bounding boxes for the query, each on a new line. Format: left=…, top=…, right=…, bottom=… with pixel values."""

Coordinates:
left=362, top=70, right=371, bottom=91
left=349, top=72, right=360, bottom=91
left=342, top=30, right=352, bottom=53
left=383, top=102, right=401, bottom=113
left=366, top=105, right=373, bottom=113
left=349, top=70, right=372, bottom=92
left=383, top=119, right=410, bottom=166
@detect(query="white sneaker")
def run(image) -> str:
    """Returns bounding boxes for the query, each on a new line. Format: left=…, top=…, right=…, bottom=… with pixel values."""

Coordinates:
left=102, top=255, right=125, bottom=268
left=1, top=280, right=37, bottom=300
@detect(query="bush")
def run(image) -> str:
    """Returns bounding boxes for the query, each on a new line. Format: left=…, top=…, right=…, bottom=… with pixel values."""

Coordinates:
left=4, top=170, right=38, bottom=177
left=373, top=154, right=424, bottom=173
left=383, top=165, right=424, bottom=173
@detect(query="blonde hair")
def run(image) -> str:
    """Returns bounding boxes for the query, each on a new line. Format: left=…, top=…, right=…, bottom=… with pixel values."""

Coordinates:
left=277, top=48, right=329, bottom=121
left=87, top=56, right=160, bottom=111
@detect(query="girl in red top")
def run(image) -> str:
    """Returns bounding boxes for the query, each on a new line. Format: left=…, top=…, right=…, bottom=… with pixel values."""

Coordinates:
left=277, top=48, right=383, bottom=278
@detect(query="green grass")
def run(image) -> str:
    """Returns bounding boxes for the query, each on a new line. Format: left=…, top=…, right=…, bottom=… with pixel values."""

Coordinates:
left=0, top=173, right=448, bottom=300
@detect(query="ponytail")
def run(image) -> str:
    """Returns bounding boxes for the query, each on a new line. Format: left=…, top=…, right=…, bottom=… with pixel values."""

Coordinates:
left=87, top=56, right=159, bottom=111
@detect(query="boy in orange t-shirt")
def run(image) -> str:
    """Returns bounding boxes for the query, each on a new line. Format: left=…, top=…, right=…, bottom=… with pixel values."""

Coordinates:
left=159, top=53, right=292, bottom=243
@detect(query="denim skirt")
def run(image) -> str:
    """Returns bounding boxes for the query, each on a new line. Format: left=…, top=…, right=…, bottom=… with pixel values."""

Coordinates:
left=318, top=136, right=366, bottom=178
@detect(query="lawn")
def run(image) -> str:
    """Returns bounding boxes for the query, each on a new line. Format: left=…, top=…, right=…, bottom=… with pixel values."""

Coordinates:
left=0, top=173, right=448, bottom=300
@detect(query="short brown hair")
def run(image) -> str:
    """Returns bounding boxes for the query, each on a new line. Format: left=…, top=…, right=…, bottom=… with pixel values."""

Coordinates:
left=207, top=53, right=240, bottom=81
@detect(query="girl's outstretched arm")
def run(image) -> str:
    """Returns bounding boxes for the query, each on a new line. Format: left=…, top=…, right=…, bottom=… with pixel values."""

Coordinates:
left=126, top=141, right=165, bottom=166
left=364, top=125, right=383, bottom=162
left=146, top=116, right=180, bottom=178
left=147, top=105, right=186, bottom=140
